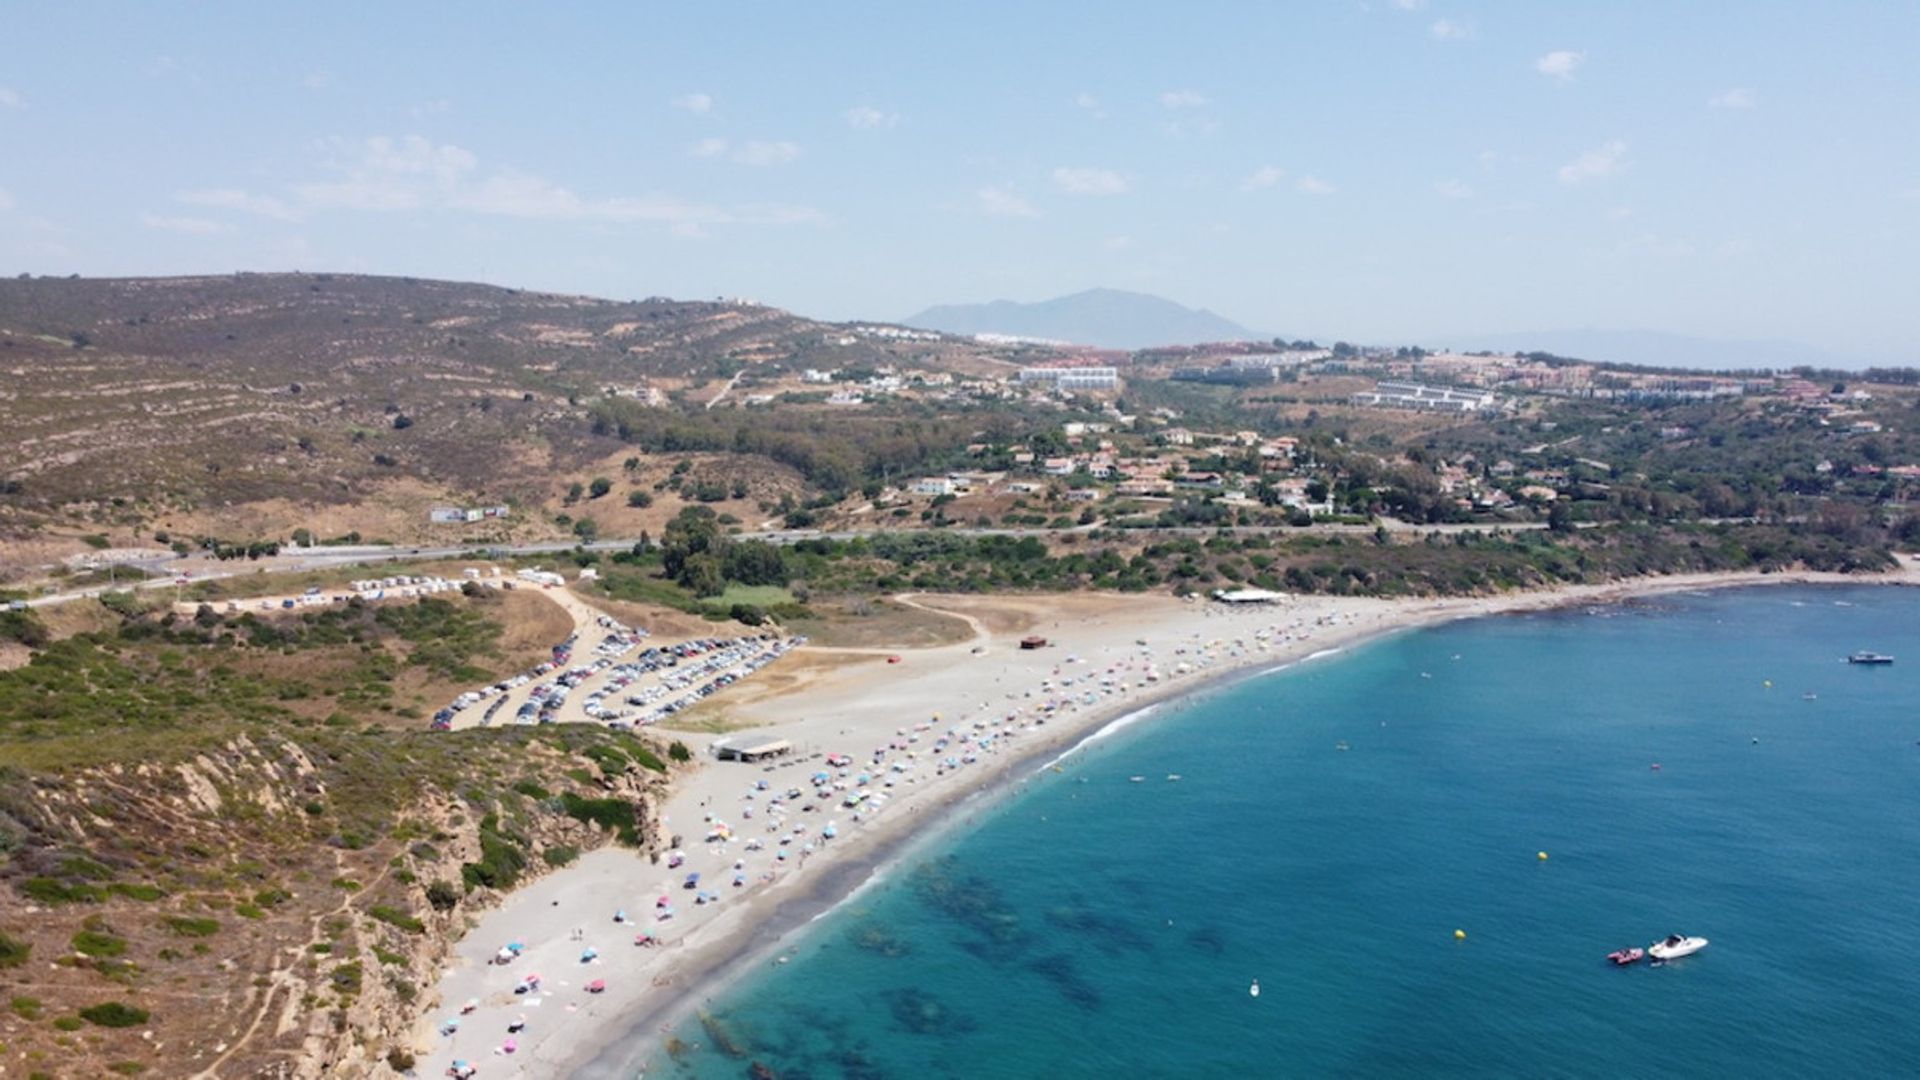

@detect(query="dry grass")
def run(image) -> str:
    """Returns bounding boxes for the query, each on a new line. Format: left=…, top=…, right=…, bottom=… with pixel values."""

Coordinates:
left=785, top=596, right=973, bottom=649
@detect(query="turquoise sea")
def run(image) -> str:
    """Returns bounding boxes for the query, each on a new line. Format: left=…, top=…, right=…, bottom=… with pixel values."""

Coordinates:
left=638, top=585, right=1920, bottom=1079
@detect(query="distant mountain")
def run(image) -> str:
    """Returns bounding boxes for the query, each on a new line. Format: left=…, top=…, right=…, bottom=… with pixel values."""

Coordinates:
left=1430, top=329, right=1884, bottom=372
left=904, top=288, right=1262, bottom=349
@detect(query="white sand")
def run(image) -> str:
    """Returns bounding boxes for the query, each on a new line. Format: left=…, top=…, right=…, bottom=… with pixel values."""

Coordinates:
left=414, top=562, right=1919, bottom=1078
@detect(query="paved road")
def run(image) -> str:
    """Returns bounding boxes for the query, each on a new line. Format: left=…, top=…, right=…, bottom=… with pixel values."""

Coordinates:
left=18, top=515, right=1658, bottom=611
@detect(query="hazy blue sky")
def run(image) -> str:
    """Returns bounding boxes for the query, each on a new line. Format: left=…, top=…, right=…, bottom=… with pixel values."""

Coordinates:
left=2, top=3, right=1916, bottom=357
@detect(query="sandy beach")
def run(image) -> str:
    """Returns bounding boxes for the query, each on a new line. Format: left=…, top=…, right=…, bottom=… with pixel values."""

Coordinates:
left=413, top=562, right=1918, bottom=1078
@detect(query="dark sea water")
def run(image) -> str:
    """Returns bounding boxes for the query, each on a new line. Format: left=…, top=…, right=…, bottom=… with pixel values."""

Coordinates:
left=648, top=585, right=1920, bottom=1079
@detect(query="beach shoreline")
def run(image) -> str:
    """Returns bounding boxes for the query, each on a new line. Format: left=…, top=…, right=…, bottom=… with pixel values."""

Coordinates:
left=414, top=562, right=1917, bottom=1078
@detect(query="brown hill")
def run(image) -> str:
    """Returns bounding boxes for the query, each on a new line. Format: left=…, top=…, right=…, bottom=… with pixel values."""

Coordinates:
left=0, top=273, right=1025, bottom=559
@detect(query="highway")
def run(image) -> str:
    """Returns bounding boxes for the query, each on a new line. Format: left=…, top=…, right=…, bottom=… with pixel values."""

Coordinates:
left=17, top=516, right=1589, bottom=611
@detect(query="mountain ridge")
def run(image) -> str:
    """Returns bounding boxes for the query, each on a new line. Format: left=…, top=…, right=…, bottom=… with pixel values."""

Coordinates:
left=904, top=287, right=1263, bottom=349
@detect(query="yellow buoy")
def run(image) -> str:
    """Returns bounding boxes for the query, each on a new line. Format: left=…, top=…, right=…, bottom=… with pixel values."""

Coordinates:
left=1537, top=851, right=1549, bottom=861
left=1454, top=929, right=1467, bottom=940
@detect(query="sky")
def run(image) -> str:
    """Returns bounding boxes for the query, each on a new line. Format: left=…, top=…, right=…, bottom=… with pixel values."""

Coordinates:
left=2, top=2, right=1917, bottom=360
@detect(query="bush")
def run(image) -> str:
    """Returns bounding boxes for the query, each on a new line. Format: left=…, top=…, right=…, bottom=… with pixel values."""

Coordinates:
left=79, top=1001, right=150, bottom=1028
left=71, top=930, right=127, bottom=957
left=627, top=490, right=654, bottom=508
left=542, top=845, right=580, bottom=867
left=668, top=740, right=692, bottom=763
left=367, top=905, right=425, bottom=934
left=164, top=916, right=220, bottom=937
left=424, top=881, right=460, bottom=912
left=0, top=931, right=30, bottom=968
left=21, top=877, right=103, bottom=904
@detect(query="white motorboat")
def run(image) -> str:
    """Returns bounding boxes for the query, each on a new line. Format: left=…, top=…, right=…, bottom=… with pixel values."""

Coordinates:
left=1648, top=934, right=1708, bottom=960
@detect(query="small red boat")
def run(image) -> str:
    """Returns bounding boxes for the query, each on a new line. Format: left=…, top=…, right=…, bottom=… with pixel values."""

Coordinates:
left=1608, top=947, right=1645, bottom=966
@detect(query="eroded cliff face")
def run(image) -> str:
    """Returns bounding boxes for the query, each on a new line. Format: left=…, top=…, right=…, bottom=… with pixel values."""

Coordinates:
left=0, top=730, right=672, bottom=1078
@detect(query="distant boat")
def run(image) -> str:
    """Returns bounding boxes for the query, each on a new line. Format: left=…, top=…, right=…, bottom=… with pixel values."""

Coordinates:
left=1847, top=651, right=1894, bottom=665
left=1648, top=934, right=1708, bottom=961
left=1129, top=776, right=1145, bottom=783
left=1607, top=947, right=1645, bottom=966
left=1250, top=979, right=1260, bottom=997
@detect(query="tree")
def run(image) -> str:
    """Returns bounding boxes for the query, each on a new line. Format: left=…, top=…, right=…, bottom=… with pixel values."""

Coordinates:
left=565, top=482, right=584, bottom=504
left=680, top=553, right=725, bottom=597
left=626, top=490, right=653, bottom=508
left=589, top=477, right=613, bottom=499
left=572, top=516, right=600, bottom=542
left=391, top=414, right=414, bottom=430
left=1547, top=499, right=1575, bottom=534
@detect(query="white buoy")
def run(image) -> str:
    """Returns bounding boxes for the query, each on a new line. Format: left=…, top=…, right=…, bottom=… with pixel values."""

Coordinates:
left=1250, top=979, right=1261, bottom=998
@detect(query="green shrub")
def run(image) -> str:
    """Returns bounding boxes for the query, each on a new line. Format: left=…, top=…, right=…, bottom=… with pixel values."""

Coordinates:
left=424, top=881, right=460, bottom=912
left=79, top=1001, right=150, bottom=1028
left=21, top=877, right=104, bottom=904
left=559, top=793, right=641, bottom=845
left=53, top=1015, right=85, bottom=1031
left=367, top=905, right=425, bottom=934
left=512, top=779, right=551, bottom=800
left=107, top=883, right=167, bottom=902
left=71, top=930, right=127, bottom=957
left=0, top=931, right=29, bottom=968
left=460, top=814, right=529, bottom=892
left=234, top=904, right=264, bottom=919
left=164, top=916, right=219, bottom=937
left=668, top=740, right=692, bottom=763
left=542, top=845, right=580, bottom=867
left=10, top=994, right=42, bottom=1019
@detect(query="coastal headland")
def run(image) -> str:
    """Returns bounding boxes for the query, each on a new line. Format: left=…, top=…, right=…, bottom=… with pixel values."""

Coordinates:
left=415, top=561, right=1918, bottom=1077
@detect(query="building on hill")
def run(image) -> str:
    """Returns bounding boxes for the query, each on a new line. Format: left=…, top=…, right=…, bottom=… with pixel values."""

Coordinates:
left=1351, top=381, right=1498, bottom=413
left=1018, top=366, right=1120, bottom=390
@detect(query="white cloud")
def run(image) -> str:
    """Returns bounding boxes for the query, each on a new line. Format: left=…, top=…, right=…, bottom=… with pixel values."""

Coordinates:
left=293, top=134, right=479, bottom=210
left=188, top=134, right=823, bottom=231
left=687, top=138, right=799, bottom=166
left=671, top=92, right=714, bottom=115
left=1430, top=19, right=1476, bottom=41
left=844, top=105, right=897, bottom=130
left=303, top=70, right=331, bottom=91
left=0, top=86, right=23, bottom=109
left=1296, top=175, right=1336, bottom=195
left=1051, top=166, right=1129, bottom=196
left=975, top=185, right=1040, bottom=219
left=1608, top=206, right=1634, bottom=220
left=1535, top=50, right=1585, bottom=81
left=1240, top=165, right=1288, bottom=191
left=732, top=140, right=800, bottom=166
left=410, top=98, right=452, bottom=119
left=1391, top=0, right=1427, bottom=9
left=1899, top=186, right=1920, bottom=200
left=140, top=213, right=232, bottom=234
left=1709, top=87, right=1757, bottom=110
left=178, top=187, right=301, bottom=221
left=0, top=186, right=14, bottom=211
left=1557, top=139, right=1628, bottom=184
left=1434, top=178, right=1474, bottom=199
left=1072, top=92, right=1106, bottom=119
left=1160, top=89, right=1208, bottom=109
left=1104, top=235, right=1134, bottom=250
